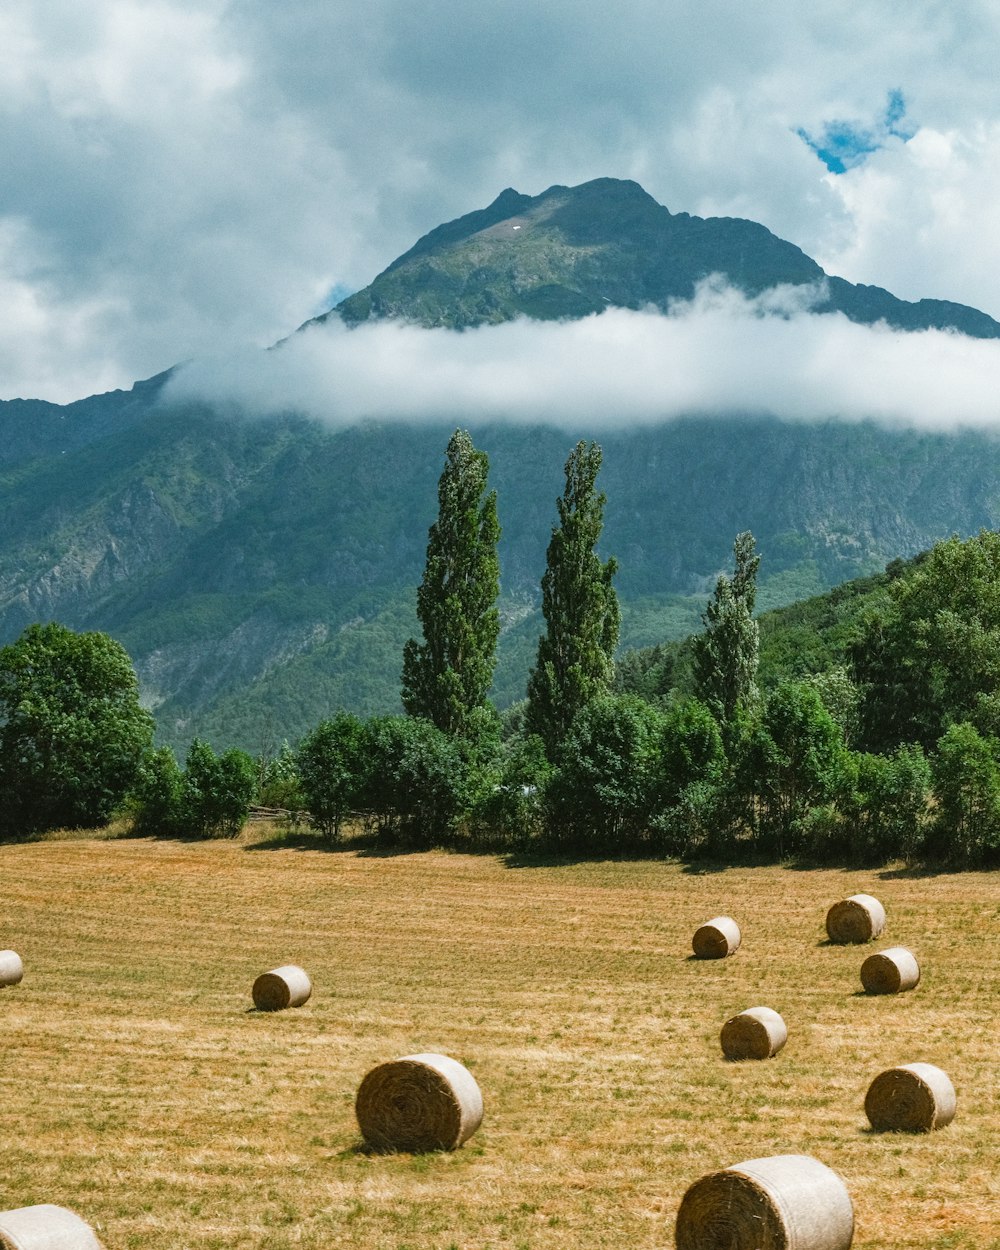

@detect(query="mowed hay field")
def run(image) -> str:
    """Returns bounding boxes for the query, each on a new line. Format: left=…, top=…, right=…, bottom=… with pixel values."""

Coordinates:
left=1, top=835, right=998, bottom=1250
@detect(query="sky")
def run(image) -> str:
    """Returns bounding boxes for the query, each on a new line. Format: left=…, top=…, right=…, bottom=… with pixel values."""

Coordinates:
left=4, top=1, right=1000, bottom=414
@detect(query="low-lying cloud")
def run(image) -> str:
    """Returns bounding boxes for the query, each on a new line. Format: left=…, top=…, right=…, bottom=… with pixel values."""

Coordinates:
left=165, top=280, right=1000, bottom=433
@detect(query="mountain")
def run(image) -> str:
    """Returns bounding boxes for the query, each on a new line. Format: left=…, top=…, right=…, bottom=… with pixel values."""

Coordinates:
left=323, top=177, right=1000, bottom=338
left=4, top=177, right=1000, bottom=753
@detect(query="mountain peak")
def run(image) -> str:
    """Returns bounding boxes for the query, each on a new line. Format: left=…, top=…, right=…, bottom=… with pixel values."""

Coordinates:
left=321, top=177, right=1000, bottom=339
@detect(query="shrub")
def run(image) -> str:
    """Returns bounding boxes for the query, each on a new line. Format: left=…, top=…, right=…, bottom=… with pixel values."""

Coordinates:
left=181, top=738, right=256, bottom=838
left=468, top=732, right=551, bottom=849
left=130, top=746, right=185, bottom=838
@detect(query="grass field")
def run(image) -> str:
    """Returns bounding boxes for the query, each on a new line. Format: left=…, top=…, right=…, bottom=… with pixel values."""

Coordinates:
left=1, top=830, right=997, bottom=1249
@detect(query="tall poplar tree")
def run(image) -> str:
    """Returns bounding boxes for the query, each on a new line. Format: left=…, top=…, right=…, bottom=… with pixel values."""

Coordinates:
left=692, top=530, right=760, bottom=727
left=526, top=441, right=620, bottom=759
left=401, top=429, right=501, bottom=738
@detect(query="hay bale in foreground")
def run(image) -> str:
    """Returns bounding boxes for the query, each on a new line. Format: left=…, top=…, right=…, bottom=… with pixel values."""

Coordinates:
left=864, top=1063, right=956, bottom=1132
left=0, top=1204, right=104, bottom=1250
left=675, top=1154, right=854, bottom=1250
left=0, top=950, right=23, bottom=988
left=355, top=1052, right=483, bottom=1152
left=860, top=947, right=920, bottom=995
left=692, top=916, right=741, bottom=959
left=720, top=1006, right=788, bottom=1060
left=825, top=894, right=885, bottom=944
left=251, top=964, right=312, bottom=1011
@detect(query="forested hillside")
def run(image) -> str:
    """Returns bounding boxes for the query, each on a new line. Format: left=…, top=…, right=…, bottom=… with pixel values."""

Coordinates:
left=5, top=177, right=1000, bottom=752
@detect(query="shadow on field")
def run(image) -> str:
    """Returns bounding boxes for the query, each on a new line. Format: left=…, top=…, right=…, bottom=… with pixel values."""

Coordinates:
left=876, top=864, right=959, bottom=880
left=500, top=848, right=646, bottom=869
left=242, top=828, right=423, bottom=858
left=680, top=860, right=729, bottom=875
left=355, top=842, right=427, bottom=859
left=243, top=829, right=336, bottom=852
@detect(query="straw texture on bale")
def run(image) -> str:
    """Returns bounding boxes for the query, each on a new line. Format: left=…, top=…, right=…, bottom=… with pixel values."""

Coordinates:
left=692, top=915, right=741, bottom=959
left=251, top=964, right=312, bottom=1011
left=0, top=1204, right=104, bottom=1250
left=720, top=1006, right=788, bottom=1060
left=864, top=1062, right=957, bottom=1132
left=825, top=894, right=885, bottom=944
left=675, top=1154, right=854, bottom=1250
left=860, top=947, right=920, bottom=995
left=355, top=1052, right=484, bottom=1152
left=0, top=950, right=24, bottom=987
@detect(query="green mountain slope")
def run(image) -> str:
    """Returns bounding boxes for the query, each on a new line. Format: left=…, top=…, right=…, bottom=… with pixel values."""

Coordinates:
left=618, top=563, right=895, bottom=706
left=4, top=177, right=1000, bottom=752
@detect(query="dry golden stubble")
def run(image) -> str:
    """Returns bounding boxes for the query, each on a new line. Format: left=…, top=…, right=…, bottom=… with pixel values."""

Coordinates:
left=0, top=838, right=996, bottom=1250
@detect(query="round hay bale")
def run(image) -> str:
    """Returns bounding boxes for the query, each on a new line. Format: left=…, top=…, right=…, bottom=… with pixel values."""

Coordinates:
left=251, top=964, right=312, bottom=1011
left=692, top=916, right=741, bottom=959
left=0, top=950, right=24, bottom=988
left=860, top=946, right=920, bottom=995
left=0, top=1204, right=104, bottom=1250
left=720, top=1006, right=788, bottom=1060
left=355, top=1052, right=483, bottom=1152
left=825, top=894, right=885, bottom=944
left=675, top=1153, right=854, bottom=1250
left=864, top=1062, right=956, bottom=1132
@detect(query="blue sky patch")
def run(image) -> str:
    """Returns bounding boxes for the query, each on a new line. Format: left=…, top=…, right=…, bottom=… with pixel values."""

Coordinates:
left=798, top=89, right=915, bottom=173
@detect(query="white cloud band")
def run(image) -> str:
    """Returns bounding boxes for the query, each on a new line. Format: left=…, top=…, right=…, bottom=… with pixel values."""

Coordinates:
left=165, top=282, right=1000, bottom=432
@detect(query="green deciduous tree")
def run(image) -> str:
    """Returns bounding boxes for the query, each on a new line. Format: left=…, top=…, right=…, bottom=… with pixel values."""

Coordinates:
left=358, top=715, right=469, bottom=846
left=545, top=694, right=663, bottom=852
left=469, top=732, right=551, bottom=849
left=402, top=429, right=501, bottom=738
left=928, top=721, right=1000, bottom=866
left=655, top=699, right=726, bottom=809
left=837, top=744, right=931, bottom=864
left=693, top=531, right=760, bottom=730
left=256, top=742, right=302, bottom=810
left=526, top=441, right=620, bottom=760
left=296, top=713, right=368, bottom=842
left=0, top=622, right=154, bottom=837
left=740, top=680, right=848, bottom=858
left=853, top=531, right=1000, bottom=752
left=130, top=745, right=185, bottom=838
left=181, top=738, right=256, bottom=838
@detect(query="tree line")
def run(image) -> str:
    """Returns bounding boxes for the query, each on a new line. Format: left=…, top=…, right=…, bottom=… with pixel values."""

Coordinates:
left=0, top=430, right=998, bottom=868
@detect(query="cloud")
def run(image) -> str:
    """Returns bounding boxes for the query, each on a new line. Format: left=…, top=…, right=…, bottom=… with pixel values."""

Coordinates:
left=6, top=2, right=1000, bottom=401
left=165, top=283, right=1000, bottom=434
left=816, top=121, right=1000, bottom=315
